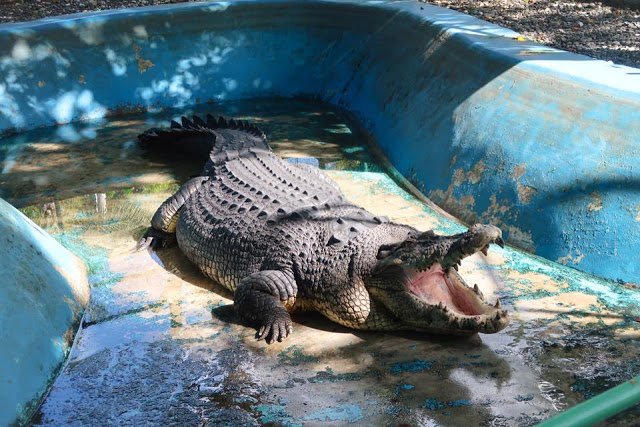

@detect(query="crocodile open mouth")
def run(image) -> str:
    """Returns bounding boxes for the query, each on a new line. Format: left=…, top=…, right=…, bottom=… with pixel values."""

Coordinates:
left=405, top=262, right=499, bottom=317
left=371, top=224, right=508, bottom=333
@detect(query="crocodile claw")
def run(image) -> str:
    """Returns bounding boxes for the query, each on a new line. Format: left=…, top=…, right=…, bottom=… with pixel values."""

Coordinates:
left=256, top=314, right=293, bottom=344
left=136, top=227, right=176, bottom=251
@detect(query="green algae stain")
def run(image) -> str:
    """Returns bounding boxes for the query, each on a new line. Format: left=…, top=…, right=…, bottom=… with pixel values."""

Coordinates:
left=424, top=398, right=471, bottom=410
left=277, top=345, right=320, bottom=366
left=394, top=383, right=415, bottom=396
left=307, top=367, right=363, bottom=383
left=303, top=404, right=364, bottom=423
left=390, top=359, right=433, bottom=374
left=254, top=404, right=302, bottom=427
left=53, top=230, right=123, bottom=288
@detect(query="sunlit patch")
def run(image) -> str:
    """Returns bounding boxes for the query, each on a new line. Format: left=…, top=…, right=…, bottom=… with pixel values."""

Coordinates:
left=104, top=48, right=127, bottom=76
left=223, top=77, right=238, bottom=91
left=61, top=19, right=107, bottom=45
left=205, top=2, right=230, bottom=12
left=11, top=40, right=31, bottom=61
left=514, top=292, right=619, bottom=326
left=56, top=124, right=82, bottom=142
left=243, top=321, right=364, bottom=354
left=133, top=25, right=148, bottom=39
left=505, top=270, right=569, bottom=297
left=51, top=92, right=76, bottom=123
left=46, top=90, right=107, bottom=124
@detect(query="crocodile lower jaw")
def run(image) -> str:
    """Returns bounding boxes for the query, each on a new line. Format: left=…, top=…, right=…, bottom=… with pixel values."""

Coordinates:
left=404, top=263, right=509, bottom=333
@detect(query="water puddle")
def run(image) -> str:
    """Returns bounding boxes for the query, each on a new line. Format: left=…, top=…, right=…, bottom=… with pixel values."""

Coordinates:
left=3, top=98, right=639, bottom=426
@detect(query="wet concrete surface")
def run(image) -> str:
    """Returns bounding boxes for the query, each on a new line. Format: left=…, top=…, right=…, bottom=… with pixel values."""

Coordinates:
left=4, top=99, right=640, bottom=426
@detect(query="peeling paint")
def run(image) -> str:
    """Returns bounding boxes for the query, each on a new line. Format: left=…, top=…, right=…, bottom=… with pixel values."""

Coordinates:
left=517, top=182, right=538, bottom=205
left=430, top=190, right=534, bottom=252
left=460, top=194, right=475, bottom=207
left=512, top=164, right=526, bottom=180
left=587, top=192, right=603, bottom=212
left=558, top=251, right=586, bottom=266
left=467, top=160, right=486, bottom=184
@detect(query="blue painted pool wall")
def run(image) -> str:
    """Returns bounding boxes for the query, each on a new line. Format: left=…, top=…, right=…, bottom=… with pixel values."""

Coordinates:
left=0, top=199, right=89, bottom=426
left=0, top=0, right=639, bottom=283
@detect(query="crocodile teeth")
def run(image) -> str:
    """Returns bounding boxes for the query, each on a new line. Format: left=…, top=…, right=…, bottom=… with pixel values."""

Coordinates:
left=453, top=264, right=459, bottom=271
left=494, top=298, right=501, bottom=309
left=473, top=284, right=480, bottom=294
left=481, top=245, right=489, bottom=256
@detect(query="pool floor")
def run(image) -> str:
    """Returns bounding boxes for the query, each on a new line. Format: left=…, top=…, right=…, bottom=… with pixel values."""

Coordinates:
left=4, top=99, right=639, bottom=426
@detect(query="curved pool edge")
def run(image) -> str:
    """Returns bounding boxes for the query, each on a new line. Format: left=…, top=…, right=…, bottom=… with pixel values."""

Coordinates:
left=0, top=0, right=638, bottom=282
left=0, top=198, right=90, bottom=426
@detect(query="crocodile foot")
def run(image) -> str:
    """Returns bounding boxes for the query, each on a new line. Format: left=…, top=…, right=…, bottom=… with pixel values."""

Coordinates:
left=255, top=307, right=294, bottom=344
left=136, top=227, right=176, bottom=251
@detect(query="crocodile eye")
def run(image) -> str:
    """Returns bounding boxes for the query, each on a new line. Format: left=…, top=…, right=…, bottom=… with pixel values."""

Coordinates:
left=376, top=250, right=390, bottom=259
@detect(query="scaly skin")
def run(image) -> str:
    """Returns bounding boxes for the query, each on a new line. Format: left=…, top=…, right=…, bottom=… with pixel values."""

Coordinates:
left=138, top=115, right=509, bottom=344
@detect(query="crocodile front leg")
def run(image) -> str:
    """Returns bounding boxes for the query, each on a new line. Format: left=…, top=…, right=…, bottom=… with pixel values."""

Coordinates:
left=234, top=270, right=297, bottom=344
left=138, top=176, right=209, bottom=250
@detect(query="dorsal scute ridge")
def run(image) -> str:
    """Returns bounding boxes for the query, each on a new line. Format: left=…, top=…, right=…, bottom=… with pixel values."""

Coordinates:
left=146, top=113, right=268, bottom=143
left=169, top=114, right=268, bottom=141
left=193, top=115, right=207, bottom=127
left=138, top=127, right=217, bottom=144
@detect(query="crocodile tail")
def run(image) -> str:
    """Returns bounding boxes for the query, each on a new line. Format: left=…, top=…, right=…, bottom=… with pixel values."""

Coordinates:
left=137, top=114, right=269, bottom=160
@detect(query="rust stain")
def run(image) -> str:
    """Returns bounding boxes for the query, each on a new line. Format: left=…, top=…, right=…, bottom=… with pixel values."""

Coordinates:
left=512, top=164, right=526, bottom=180
left=428, top=162, right=488, bottom=221
left=452, top=168, right=465, bottom=186
left=79, top=74, right=86, bottom=85
left=467, top=160, right=486, bottom=184
left=517, top=182, right=538, bottom=205
left=460, top=194, right=475, bottom=207
left=430, top=188, right=534, bottom=252
left=635, top=206, right=640, bottom=222
left=587, top=191, right=603, bottom=212
left=132, top=42, right=154, bottom=73
left=502, top=223, right=534, bottom=252
left=557, top=251, right=586, bottom=266
left=37, top=81, right=46, bottom=88
left=487, top=194, right=510, bottom=216
left=513, top=164, right=537, bottom=205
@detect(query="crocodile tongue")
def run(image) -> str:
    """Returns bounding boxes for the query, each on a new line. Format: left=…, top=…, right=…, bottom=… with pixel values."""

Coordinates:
left=406, top=263, right=493, bottom=316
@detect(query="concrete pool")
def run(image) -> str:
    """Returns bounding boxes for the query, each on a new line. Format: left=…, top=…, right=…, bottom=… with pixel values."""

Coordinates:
left=0, top=1, right=639, bottom=425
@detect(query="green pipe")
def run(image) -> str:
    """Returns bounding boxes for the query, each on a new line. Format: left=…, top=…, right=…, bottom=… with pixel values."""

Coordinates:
left=537, top=376, right=640, bottom=427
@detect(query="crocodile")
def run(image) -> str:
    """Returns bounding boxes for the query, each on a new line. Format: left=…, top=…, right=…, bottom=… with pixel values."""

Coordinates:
left=138, top=115, right=509, bottom=343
